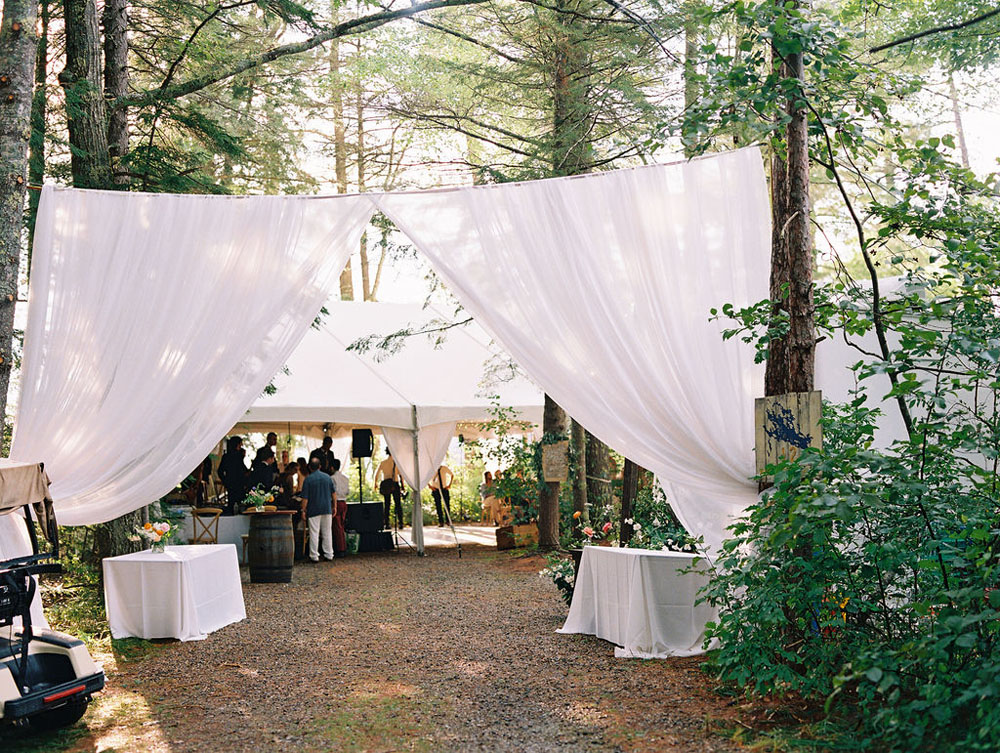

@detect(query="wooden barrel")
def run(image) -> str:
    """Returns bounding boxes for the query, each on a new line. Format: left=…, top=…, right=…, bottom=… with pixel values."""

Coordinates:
left=248, top=512, right=294, bottom=583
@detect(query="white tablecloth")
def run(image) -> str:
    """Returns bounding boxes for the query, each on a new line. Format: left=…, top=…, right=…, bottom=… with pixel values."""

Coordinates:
left=103, top=544, right=246, bottom=641
left=557, top=546, right=717, bottom=659
left=178, top=511, right=251, bottom=562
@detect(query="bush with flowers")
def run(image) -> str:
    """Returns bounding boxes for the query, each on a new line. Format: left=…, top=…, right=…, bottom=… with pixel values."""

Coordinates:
left=623, top=484, right=700, bottom=553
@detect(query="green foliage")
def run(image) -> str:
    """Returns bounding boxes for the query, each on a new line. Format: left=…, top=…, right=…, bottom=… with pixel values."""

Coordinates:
left=705, top=139, right=1000, bottom=748
left=540, top=552, right=576, bottom=605
left=626, top=484, right=699, bottom=552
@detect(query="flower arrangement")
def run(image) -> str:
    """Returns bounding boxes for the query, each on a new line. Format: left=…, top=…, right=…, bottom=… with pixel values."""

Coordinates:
left=137, top=521, right=174, bottom=551
left=572, top=509, right=615, bottom=544
left=244, top=484, right=278, bottom=512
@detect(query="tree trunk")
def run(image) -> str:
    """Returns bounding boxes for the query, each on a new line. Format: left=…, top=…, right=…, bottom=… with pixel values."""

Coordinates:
left=355, top=59, right=371, bottom=301
left=27, top=0, right=48, bottom=258
left=0, top=0, right=39, bottom=438
left=764, top=33, right=816, bottom=398
left=102, top=0, right=129, bottom=186
left=60, top=0, right=112, bottom=189
left=783, top=30, right=814, bottom=395
left=331, top=2, right=353, bottom=300
left=619, top=458, right=639, bottom=545
left=948, top=72, right=970, bottom=169
left=585, top=429, right=612, bottom=514
left=537, top=394, right=566, bottom=549
left=570, top=419, right=587, bottom=526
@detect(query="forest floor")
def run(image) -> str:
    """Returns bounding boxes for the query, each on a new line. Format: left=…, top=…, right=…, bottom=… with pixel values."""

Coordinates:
left=1, top=544, right=747, bottom=753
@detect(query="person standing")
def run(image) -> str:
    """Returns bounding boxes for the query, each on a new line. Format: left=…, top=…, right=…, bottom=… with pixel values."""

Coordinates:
left=429, top=465, right=454, bottom=526
left=300, top=458, right=335, bottom=562
left=218, top=436, right=249, bottom=514
left=255, top=432, right=278, bottom=466
left=309, top=436, right=337, bottom=473
left=331, top=458, right=350, bottom=556
left=374, top=449, right=404, bottom=529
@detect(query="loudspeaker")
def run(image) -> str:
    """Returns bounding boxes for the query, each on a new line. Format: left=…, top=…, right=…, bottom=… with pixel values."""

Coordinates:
left=345, top=502, right=383, bottom=533
left=352, top=428, right=374, bottom=458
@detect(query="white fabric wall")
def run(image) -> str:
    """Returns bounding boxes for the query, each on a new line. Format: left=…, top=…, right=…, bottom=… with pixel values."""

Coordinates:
left=11, top=187, right=375, bottom=526
left=377, top=148, right=769, bottom=552
left=5, top=149, right=771, bottom=562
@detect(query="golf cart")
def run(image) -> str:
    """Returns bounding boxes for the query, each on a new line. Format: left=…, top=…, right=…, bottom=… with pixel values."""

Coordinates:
left=0, top=461, right=104, bottom=730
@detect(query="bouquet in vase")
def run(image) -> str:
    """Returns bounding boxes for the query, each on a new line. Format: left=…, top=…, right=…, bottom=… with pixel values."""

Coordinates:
left=137, top=521, right=175, bottom=552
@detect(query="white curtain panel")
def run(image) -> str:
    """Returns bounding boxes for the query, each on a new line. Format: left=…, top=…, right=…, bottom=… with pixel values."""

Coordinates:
left=380, top=421, right=456, bottom=553
left=380, top=422, right=457, bottom=490
left=11, top=187, right=375, bottom=526
left=377, top=148, right=769, bottom=551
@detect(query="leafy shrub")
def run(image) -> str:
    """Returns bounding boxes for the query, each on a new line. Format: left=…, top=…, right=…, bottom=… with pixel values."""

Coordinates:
left=706, top=148, right=1000, bottom=750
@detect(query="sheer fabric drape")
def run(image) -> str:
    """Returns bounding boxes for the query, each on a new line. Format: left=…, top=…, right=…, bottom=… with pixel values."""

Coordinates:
left=378, top=148, right=769, bottom=551
left=11, top=187, right=375, bottom=526
left=5, top=148, right=770, bottom=558
left=381, top=421, right=457, bottom=553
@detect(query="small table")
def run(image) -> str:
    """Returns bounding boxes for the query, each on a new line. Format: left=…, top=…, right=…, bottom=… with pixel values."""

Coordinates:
left=103, top=544, right=246, bottom=641
left=557, top=546, right=717, bottom=659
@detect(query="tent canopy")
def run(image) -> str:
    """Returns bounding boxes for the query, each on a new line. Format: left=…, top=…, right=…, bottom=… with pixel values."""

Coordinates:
left=234, top=301, right=544, bottom=438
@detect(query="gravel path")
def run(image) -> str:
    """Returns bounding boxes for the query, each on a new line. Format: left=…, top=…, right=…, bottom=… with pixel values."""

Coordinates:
left=4, top=545, right=741, bottom=753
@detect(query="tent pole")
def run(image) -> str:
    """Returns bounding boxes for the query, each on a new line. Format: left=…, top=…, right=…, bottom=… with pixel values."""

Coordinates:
left=411, top=406, right=424, bottom=555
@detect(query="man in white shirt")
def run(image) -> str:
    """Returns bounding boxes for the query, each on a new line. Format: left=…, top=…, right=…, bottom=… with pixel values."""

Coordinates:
left=429, top=465, right=454, bottom=527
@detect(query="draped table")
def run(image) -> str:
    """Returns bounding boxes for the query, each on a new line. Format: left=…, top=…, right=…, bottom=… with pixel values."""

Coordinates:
left=103, top=544, right=246, bottom=641
left=557, top=546, right=717, bottom=659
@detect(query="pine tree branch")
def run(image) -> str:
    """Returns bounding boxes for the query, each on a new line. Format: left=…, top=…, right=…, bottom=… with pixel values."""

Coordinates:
left=119, top=0, right=489, bottom=109
left=869, top=6, right=1000, bottom=53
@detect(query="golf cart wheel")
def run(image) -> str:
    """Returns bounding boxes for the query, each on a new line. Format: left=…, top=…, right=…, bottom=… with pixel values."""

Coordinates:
left=27, top=699, right=89, bottom=731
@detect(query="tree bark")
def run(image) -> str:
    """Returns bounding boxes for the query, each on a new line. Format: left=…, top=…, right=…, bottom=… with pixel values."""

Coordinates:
left=331, top=2, right=353, bottom=300
left=948, top=72, right=970, bottom=169
left=765, top=28, right=814, bottom=397
left=355, top=66, right=371, bottom=301
left=0, top=0, right=39, bottom=437
left=27, top=0, right=48, bottom=258
left=783, top=28, right=814, bottom=395
left=538, top=394, right=566, bottom=549
left=619, top=458, right=639, bottom=545
left=570, top=418, right=587, bottom=525
left=102, top=0, right=129, bottom=186
left=585, top=429, right=612, bottom=513
left=60, top=0, right=112, bottom=189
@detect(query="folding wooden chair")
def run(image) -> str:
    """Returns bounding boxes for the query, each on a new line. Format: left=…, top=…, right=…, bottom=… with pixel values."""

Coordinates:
left=189, top=507, right=223, bottom=544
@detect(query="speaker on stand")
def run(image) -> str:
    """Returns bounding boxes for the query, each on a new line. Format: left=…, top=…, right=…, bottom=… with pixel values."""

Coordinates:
left=352, top=429, right=373, bottom=503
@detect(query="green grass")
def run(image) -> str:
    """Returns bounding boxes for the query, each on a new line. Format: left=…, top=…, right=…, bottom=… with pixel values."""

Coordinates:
left=310, top=690, right=437, bottom=752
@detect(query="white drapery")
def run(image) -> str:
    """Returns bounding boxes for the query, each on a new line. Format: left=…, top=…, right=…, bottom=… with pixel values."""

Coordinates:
left=378, top=148, right=768, bottom=551
left=5, top=148, right=769, bottom=560
left=381, top=421, right=457, bottom=553
left=11, top=186, right=375, bottom=526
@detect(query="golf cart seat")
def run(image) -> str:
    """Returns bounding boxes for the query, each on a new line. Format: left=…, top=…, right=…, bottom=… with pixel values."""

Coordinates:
left=0, top=460, right=105, bottom=730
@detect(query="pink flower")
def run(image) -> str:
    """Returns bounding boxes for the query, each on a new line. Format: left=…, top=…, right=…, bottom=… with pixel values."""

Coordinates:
left=582, top=526, right=595, bottom=537
left=602, top=522, right=613, bottom=534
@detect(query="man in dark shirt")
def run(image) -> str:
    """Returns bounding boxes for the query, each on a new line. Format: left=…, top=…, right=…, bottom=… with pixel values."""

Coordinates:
left=309, top=436, right=336, bottom=473
left=255, top=432, right=278, bottom=466
left=248, top=454, right=277, bottom=492
left=301, top=458, right=335, bottom=562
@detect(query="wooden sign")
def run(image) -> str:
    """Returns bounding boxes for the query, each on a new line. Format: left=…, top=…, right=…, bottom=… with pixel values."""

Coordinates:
left=541, top=440, right=570, bottom=483
left=755, top=391, right=822, bottom=480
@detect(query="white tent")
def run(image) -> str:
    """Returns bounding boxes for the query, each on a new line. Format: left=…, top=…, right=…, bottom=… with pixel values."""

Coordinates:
left=233, top=300, right=544, bottom=552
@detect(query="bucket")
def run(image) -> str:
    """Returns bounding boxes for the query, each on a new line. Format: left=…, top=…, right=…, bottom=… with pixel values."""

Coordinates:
left=248, top=513, right=294, bottom=583
left=346, top=531, right=360, bottom=555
